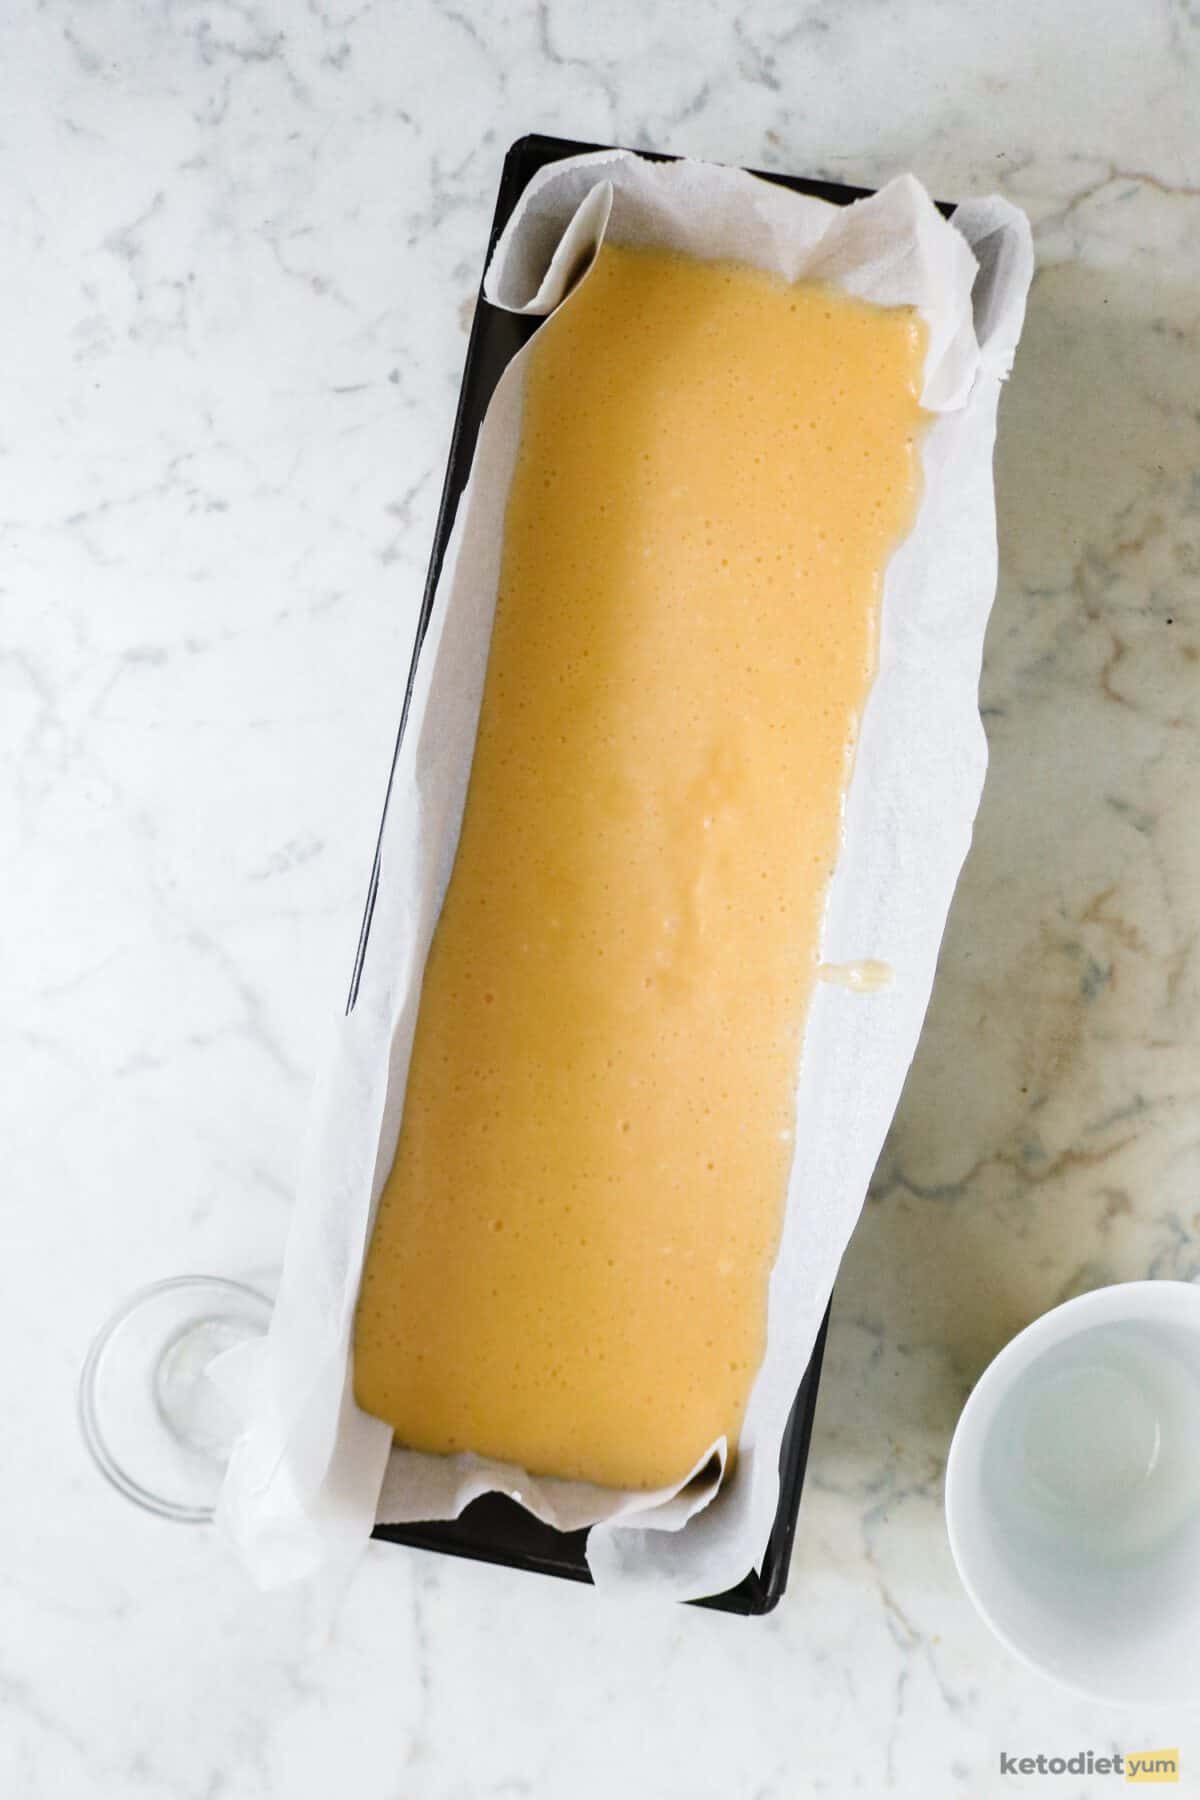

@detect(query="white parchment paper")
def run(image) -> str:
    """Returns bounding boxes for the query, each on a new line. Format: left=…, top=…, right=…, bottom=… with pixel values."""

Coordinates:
left=218, top=151, right=1033, bottom=1602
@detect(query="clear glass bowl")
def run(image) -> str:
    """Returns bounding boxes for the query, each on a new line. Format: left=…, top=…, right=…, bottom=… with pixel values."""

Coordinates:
left=78, top=1275, right=271, bottom=1523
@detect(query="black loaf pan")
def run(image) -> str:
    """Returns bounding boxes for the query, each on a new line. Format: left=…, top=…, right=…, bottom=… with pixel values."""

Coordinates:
left=355, top=133, right=949, bottom=1613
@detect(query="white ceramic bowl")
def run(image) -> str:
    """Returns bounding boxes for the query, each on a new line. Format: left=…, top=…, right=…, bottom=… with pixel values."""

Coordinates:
left=945, top=1279, right=1200, bottom=1704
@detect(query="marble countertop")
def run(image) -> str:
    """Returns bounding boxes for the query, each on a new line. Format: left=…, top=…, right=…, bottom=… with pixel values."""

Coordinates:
left=6, top=1, right=1200, bottom=1794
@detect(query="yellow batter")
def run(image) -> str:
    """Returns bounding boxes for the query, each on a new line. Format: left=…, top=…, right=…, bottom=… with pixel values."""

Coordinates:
left=354, top=243, right=928, bottom=1491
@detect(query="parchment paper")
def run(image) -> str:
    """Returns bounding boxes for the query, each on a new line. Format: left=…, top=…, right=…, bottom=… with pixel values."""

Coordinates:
left=218, top=152, right=1033, bottom=1602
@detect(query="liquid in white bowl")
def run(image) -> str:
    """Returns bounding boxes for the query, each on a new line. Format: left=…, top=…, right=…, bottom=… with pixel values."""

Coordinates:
left=985, top=1320, right=1200, bottom=1570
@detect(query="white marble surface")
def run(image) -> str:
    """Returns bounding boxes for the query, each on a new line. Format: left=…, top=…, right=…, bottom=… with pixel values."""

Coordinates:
left=5, top=2, right=1200, bottom=1794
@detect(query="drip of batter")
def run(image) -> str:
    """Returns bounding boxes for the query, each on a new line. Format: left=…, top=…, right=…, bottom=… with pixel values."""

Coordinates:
left=354, top=243, right=928, bottom=1491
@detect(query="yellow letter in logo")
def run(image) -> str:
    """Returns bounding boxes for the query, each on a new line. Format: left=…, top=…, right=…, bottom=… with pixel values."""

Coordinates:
left=1126, top=1749, right=1179, bottom=1784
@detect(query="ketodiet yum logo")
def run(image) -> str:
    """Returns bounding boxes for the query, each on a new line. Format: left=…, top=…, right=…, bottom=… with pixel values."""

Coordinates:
left=999, top=1749, right=1179, bottom=1782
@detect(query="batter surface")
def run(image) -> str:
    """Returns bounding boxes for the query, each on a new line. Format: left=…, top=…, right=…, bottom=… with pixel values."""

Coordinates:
left=354, top=242, right=927, bottom=1490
